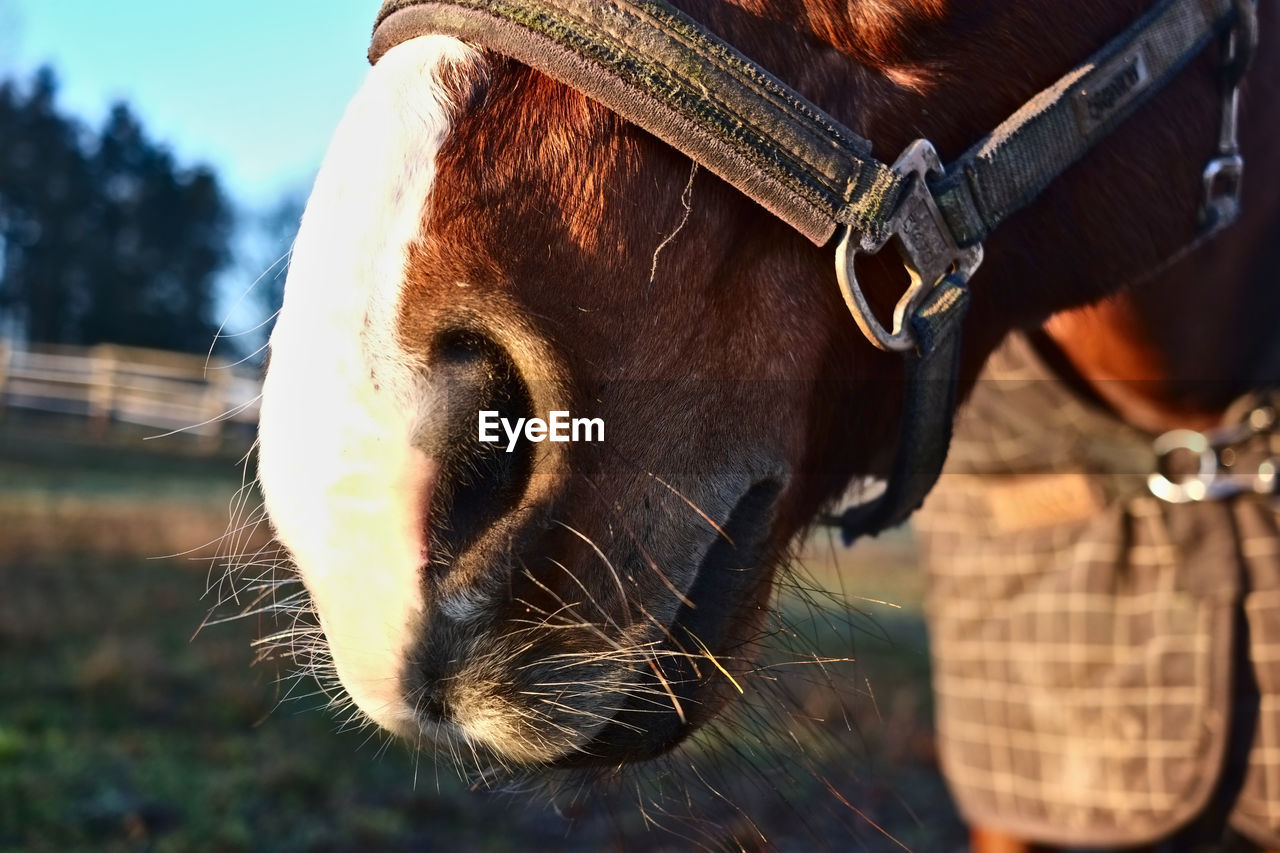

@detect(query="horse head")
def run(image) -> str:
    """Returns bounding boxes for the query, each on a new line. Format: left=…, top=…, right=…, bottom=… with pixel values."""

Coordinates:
left=257, top=0, right=1265, bottom=769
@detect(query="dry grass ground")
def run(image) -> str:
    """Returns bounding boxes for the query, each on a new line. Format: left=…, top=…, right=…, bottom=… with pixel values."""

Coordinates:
left=0, top=416, right=965, bottom=852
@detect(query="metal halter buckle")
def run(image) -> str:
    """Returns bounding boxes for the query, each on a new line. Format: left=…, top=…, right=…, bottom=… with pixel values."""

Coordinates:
left=835, top=140, right=984, bottom=352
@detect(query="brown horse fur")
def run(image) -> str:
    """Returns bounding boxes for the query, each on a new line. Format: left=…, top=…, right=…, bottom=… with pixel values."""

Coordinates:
left=263, top=0, right=1280, bottom=847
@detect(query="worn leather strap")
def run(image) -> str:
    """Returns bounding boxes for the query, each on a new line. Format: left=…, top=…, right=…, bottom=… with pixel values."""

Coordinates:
left=372, top=0, right=904, bottom=246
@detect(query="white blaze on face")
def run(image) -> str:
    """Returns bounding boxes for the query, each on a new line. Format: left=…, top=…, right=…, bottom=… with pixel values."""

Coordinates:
left=257, top=36, right=477, bottom=735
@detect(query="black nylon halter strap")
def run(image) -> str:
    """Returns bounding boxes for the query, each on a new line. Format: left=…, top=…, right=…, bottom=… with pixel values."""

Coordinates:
left=934, top=0, right=1241, bottom=248
left=825, top=273, right=971, bottom=541
left=371, top=0, right=905, bottom=247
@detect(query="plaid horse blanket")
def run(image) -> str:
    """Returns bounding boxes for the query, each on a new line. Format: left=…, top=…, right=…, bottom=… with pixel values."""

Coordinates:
left=914, top=332, right=1280, bottom=848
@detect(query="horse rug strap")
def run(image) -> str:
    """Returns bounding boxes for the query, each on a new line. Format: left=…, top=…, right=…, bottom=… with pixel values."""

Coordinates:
left=369, top=0, right=1252, bottom=538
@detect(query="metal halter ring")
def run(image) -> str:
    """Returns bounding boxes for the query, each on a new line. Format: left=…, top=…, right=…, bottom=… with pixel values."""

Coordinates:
left=1147, top=405, right=1280, bottom=504
left=1147, top=429, right=1219, bottom=503
left=835, top=140, right=984, bottom=352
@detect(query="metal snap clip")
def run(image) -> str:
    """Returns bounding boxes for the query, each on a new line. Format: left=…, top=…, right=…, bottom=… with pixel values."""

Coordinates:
left=1200, top=0, right=1255, bottom=233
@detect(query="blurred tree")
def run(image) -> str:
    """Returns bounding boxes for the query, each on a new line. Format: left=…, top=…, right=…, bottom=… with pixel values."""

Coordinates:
left=0, top=68, right=94, bottom=344
left=251, top=192, right=306, bottom=324
left=0, top=67, right=234, bottom=353
left=80, top=103, right=232, bottom=351
left=220, top=189, right=305, bottom=363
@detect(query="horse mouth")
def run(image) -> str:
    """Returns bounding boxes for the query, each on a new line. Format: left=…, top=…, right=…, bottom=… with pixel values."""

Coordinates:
left=392, top=474, right=784, bottom=770
left=548, top=478, right=784, bottom=767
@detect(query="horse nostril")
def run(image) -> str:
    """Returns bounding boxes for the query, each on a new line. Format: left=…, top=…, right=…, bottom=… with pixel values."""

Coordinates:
left=420, top=330, right=535, bottom=566
left=419, top=689, right=448, bottom=720
left=408, top=651, right=452, bottom=720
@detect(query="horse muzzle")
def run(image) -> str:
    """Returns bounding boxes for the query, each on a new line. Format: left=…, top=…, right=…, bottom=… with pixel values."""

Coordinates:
left=261, top=320, right=787, bottom=767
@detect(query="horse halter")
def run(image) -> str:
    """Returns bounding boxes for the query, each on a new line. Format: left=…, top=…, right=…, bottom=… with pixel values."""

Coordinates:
left=370, top=0, right=1259, bottom=540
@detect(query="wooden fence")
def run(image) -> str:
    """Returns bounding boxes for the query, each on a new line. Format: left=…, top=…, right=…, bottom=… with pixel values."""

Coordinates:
left=0, top=339, right=261, bottom=441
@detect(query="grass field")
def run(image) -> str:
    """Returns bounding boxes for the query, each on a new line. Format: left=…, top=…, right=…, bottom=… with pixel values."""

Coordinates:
left=0, top=416, right=965, bottom=852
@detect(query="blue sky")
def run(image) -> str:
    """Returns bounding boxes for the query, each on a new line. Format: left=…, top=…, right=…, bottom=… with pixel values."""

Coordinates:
left=2, top=0, right=382, bottom=206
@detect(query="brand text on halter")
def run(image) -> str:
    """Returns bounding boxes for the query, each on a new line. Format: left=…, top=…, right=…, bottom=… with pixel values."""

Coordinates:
left=478, top=411, right=604, bottom=452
